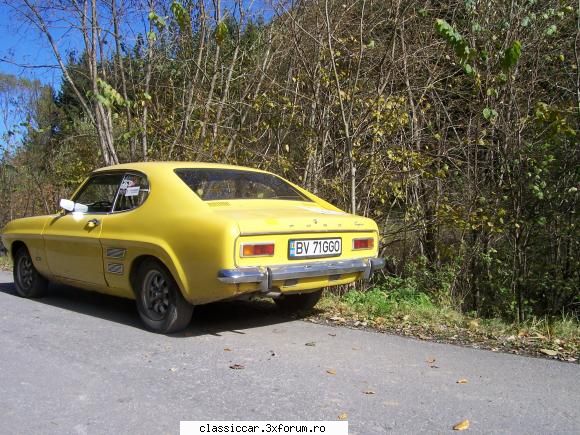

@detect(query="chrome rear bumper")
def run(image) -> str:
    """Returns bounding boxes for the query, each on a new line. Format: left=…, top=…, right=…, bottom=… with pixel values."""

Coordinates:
left=217, top=257, right=385, bottom=292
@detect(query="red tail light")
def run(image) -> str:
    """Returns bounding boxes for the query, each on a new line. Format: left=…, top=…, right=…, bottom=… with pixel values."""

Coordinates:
left=353, top=238, right=374, bottom=250
left=241, top=243, right=275, bottom=257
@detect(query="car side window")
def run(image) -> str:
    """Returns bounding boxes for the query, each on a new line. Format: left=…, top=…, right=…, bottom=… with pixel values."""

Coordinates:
left=114, top=173, right=150, bottom=212
left=74, top=174, right=124, bottom=213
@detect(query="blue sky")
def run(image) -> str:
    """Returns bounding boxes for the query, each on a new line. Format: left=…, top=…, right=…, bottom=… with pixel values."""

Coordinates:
left=0, top=1, right=275, bottom=148
left=0, top=5, right=67, bottom=85
left=0, top=1, right=275, bottom=86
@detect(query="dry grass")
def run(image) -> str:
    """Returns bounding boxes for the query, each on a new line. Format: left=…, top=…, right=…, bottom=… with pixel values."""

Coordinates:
left=0, top=256, right=11, bottom=271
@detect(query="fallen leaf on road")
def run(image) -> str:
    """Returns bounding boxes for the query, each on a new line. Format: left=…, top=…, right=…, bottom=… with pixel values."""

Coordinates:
left=269, top=351, right=277, bottom=357
left=352, top=347, right=360, bottom=351
left=426, top=357, right=436, bottom=364
left=328, top=333, right=336, bottom=337
left=224, top=348, right=232, bottom=352
left=430, top=365, right=440, bottom=369
left=362, top=390, right=375, bottom=395
left=338, top=413, right=348, bottom=421
left=456, top=379, right=468, bottom=384
left=169, top=367, right=177, bottom=372
left=540, top=349, right=558, bottom=356
left=326, top=369, right=336, bottom=375
left=453, top=419, right=470, bottom=431
left=305, top=342, right=316, bottom=347
left=229, top=364, right=245, bottom=370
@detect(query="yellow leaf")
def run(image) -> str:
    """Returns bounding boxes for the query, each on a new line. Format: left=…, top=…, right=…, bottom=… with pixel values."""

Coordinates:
left=456, top=379, right=468, bottom=384
left=326, top=369, right=336, bottom=375
left=540, top=348, right=558, bottom=356
left=453, top=419, right=470, bottom=431
left=362, top=390, right=375, bottom=395
left=338, top=413, right=348, bottom=421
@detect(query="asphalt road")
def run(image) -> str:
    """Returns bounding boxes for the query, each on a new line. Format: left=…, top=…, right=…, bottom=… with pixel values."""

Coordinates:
left=0, top=270, right=579, bottom=435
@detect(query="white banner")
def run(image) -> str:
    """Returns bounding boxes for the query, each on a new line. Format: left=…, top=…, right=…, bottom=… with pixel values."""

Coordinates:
left=180, top=421, right=348, bottom=435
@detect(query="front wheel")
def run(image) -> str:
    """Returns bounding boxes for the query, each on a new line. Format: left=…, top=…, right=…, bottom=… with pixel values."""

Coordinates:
left=135, top=259, right=193, bottom=333
left=275, top=289, right=323, bottom=313
left=13, top=246, right=48, bottom=298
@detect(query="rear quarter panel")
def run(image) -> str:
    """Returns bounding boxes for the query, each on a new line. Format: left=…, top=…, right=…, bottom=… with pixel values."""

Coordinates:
left=99, top=168, right=242, bottom=304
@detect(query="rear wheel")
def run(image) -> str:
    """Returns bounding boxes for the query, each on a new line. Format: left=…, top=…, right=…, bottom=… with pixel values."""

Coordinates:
left=13, top=246, right=48, bottom=298
left=275, top=289, right=323, bottom=313
left=135, top=259, right=193, bottom=333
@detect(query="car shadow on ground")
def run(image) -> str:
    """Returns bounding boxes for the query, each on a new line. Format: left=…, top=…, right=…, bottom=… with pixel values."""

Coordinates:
left=0, top=281, right=316, bottom=337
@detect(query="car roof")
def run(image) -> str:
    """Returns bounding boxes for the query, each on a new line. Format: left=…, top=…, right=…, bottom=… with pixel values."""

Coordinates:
left=94, top=161, right=269, bottom=175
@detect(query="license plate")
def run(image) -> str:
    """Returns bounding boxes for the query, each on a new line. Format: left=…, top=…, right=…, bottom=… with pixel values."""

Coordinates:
left=289, top=238, right=342, bottom=259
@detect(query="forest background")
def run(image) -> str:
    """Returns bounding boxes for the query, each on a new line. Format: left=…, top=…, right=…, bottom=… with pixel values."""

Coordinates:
left=0, top=1, right=578, bottom=341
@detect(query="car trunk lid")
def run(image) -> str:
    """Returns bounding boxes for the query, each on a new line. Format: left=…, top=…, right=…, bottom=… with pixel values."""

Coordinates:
left=207, top=200, right=371, bottom=234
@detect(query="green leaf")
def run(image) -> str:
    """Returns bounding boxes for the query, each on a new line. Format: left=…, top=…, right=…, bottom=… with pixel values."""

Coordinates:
left=501, top=40, right=521, bottom=71
left=215, top=20, right=229, bottom=45
left=171, top=1, right=189, bottom=32
left=148, top=11, right=166, bottom=31
left=434, top=19, right=474, bottom=67
left=546, top=24, right=557, bottom=36
left=483, top=108, right=498, bottom=121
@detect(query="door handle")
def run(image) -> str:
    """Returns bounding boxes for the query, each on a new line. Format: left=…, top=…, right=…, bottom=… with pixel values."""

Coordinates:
left=87, top=219, right=100, bottom=229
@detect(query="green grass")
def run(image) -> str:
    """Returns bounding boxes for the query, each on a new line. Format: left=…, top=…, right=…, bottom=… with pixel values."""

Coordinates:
left=317, top=281, right=579, bottom=360
left=319, top=286, right=463, bottom=329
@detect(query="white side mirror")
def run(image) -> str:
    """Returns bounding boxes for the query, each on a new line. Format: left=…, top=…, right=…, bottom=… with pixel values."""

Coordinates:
left=59, top=199, right=88, bottom=213
left=60, top=199, right=75, bottom=212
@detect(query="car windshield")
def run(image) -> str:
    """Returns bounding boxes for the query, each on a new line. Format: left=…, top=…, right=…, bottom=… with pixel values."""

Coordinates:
left=175, top=168, right=310, bottom=202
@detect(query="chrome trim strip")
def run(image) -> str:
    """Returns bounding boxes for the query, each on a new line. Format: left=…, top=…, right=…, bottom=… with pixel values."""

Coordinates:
left=217, top=267, right=269, bottom=292
left=217, top=257, right=385, bottom=290
left=239, top=230, right=376, bottom=236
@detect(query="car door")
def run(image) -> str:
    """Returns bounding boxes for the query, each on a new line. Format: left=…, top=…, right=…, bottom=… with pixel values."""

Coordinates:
left=43, top=173, right=124, bottom=286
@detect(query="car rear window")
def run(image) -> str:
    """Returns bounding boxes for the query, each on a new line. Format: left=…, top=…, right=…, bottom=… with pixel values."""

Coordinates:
left=175, top=168, right=310, bottom=202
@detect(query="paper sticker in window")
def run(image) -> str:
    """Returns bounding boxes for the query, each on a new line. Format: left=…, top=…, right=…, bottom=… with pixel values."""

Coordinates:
left=125, top=186, right=140, bottom=197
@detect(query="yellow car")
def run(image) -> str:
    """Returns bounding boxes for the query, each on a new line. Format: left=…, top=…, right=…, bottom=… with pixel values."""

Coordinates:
left=1, top=162, right=384, bottom=333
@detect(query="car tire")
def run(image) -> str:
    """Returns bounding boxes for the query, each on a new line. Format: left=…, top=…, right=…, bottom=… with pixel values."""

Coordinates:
left=13, top=246, right=48, bottom=298
left=275, top=289, right=323, bottom=313
left=135, top=259, right=193, bottom=334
